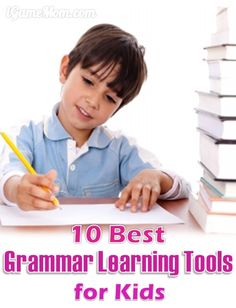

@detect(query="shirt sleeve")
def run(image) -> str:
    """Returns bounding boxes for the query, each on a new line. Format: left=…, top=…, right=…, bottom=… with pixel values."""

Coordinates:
left=1, top=124, right=34, bottom=175
left=0, top=124, right=33, bottom=205
left=119, top=136, right=191, bottom=199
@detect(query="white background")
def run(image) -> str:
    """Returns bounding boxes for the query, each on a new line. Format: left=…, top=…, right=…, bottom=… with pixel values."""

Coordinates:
left=0, top=0, right=235, bottom=307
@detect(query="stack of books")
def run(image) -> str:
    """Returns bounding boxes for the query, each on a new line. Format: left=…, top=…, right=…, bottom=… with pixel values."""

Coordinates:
left=190, top=6, right=236, bottom=234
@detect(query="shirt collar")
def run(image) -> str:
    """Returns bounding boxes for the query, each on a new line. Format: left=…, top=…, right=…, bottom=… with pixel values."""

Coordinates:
left=44, top=103, right=70, bottom=141
left=44, top=103, right=112, bottom=149
left=87, top=126, right=112, bottom=149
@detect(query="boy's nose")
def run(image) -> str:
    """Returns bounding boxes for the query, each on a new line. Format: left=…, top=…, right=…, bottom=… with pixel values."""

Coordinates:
left=86, top=95, right=99, bottom=110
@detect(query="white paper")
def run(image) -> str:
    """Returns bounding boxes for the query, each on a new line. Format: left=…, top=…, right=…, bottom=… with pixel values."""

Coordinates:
left=0, top=203, right=183, bottom=226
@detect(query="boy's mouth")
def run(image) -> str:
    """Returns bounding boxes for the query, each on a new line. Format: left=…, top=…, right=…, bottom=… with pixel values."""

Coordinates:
left=76, top=106, right=93, bottom=119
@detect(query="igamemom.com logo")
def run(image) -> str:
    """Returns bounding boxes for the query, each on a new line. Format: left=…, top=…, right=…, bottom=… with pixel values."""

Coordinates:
left=6, top=6, right=97, bottom=21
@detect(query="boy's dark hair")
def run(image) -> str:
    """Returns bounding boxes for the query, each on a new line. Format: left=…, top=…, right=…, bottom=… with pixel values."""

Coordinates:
left=67, top=24, right=147, bottom=109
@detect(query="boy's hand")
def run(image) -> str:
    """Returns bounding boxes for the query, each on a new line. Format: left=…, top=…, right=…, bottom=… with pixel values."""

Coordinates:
left=115, top=169, right=173, bottom=212
left=6, top=170, right=59, bottom=211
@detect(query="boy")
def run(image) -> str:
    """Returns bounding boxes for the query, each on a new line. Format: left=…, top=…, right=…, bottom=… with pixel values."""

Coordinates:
left=0, top=24, right=190, bottom=212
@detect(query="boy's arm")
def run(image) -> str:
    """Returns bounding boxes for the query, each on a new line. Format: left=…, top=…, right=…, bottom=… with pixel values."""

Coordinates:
left=158, top=170, right=174, bottom=194
left=116, top=168, right=190, bottom=212
left=0, top=172, right=24, bottom=206
left=1, top=171, right=58, bottom=211
left=3, top=175, right=21, bottom=204
left=117, top=136, right=191, bottom=211
left=158, top=169, right=191, bottom=200
left=0, top=125, right=58, bottom=210
left=119, top=136, right=190, bottom=197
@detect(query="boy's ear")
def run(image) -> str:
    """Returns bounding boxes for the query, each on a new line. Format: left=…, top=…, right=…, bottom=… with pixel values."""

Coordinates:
left=59, top=55, right=69, bottom=83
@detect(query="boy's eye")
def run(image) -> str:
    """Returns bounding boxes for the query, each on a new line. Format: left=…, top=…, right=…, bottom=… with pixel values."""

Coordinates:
left=106, top=95, right=116, bottom=104
left=82, top=77, right=93, bottom=86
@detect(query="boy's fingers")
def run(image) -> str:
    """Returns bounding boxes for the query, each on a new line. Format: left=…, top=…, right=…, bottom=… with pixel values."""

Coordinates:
left=16, top=172, right=59, bottom=211
left=116, top=182, right=160, bottom=213
left=130, top=183, right=142, bottom=212
left=141, top=184, right=151, bottom=212
left=149, top=186, right=160, bottom=209
left=25, top=174, right=55, bottom=192
left=31, top=198, right=57, bottom=210
left=17, top=195, right=56, bottom=211
left=27, top=184, right=54, bottom=202
left=46, top=169, right=57, bottom=181
left=115, top=187, right=131, bottom=210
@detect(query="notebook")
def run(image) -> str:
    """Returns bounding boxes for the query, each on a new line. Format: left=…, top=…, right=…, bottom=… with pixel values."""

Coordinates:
left=0, top=202, right=183, bottom=226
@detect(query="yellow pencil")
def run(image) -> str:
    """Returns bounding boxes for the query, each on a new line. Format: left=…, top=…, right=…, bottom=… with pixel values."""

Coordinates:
left=0, top=131, right=59, bottom=206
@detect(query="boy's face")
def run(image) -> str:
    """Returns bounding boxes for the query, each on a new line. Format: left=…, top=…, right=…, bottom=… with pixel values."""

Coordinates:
left=58, top=56, right=123, bottom=140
